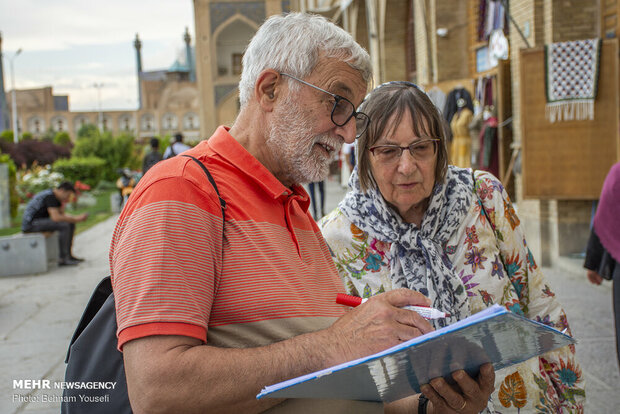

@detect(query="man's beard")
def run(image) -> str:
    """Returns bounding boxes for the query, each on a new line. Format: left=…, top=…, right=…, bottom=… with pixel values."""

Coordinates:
left=266, top=95, right=340, bottom=185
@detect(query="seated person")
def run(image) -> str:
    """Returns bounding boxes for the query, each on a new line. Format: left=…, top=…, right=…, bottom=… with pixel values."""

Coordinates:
left=22, top=181, right=88, bottom=266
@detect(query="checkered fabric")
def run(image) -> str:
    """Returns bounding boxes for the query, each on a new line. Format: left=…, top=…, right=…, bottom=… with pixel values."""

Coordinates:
left=544, top=38, right=601, bottom=123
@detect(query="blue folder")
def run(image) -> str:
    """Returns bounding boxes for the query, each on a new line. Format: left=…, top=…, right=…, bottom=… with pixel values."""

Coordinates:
left=257, top=304, right=575, bottom=403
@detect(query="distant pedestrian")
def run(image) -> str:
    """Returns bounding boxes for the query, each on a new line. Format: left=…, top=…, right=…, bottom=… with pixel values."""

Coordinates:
left=308, top=180, right=325, bottom=220
left=142, top=137, right=162, bottom=174
left=21, top=181, right=88, bottom=266
left=163, top=132, right=191, bottom=159
left=341, top=142, right=355, bottom=187
left=584, top=161, right=620, bottom=367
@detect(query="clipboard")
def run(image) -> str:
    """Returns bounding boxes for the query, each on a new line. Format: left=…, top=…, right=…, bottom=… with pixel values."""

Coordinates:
left=257, top=304, right=575, bottom=403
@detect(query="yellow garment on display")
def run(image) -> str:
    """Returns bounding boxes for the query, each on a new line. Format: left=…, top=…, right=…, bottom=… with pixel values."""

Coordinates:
left=450, top=108, right=474, bottom=168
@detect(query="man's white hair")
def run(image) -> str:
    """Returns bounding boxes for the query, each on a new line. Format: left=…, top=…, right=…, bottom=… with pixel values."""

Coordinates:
left=238, top=12, right=372, bottom=107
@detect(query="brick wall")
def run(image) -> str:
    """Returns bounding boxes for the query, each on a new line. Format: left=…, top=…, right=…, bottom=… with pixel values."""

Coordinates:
left=549, top=1, right=599, bottom=260
left=414, top=0, right=431, bottom=84
left=508, top=0, right=543, bottom=261
left=355, top=4, right=370, bottom=58
left=434, top=0, right=469, bottom=82
left=510, top=0, right=601, bottom=264
left=544, top=0, right=553, bottom=44
left=383, top=0, right=409, bottom=81
left=551, top=0, right=599, bottom=41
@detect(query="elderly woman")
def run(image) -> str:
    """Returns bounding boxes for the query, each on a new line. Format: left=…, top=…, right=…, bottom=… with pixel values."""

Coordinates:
left=320, top=82, right=585, bottom=413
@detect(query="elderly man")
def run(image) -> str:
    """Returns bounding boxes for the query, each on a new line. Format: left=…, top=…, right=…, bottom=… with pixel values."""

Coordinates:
left=110, top=13, right=491, bottom=413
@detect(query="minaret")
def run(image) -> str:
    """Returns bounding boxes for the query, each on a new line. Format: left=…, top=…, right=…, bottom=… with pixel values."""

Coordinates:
left=0, top=32, right=9, bottom=131
left=134, top=33, right=143, bottom=109
left=184, top=27, right=195, bottom=83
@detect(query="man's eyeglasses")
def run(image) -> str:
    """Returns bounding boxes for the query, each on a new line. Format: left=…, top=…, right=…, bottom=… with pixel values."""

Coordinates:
left=368, top=138, right=440, bottom=163
left=280, top=73, right=370, bottom=138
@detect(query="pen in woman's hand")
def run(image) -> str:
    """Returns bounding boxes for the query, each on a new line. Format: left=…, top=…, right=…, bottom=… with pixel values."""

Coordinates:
left=336, top=293, right=451, bottom=320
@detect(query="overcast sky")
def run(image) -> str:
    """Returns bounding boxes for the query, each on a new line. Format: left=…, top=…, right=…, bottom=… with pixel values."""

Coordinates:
left=0, top=0, right=195, bottom=111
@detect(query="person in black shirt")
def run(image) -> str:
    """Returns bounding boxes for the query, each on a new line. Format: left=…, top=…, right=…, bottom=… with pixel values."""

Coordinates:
left=21, top=181, right=88, bottom=266
left=142, top=137, right=163, bottom=174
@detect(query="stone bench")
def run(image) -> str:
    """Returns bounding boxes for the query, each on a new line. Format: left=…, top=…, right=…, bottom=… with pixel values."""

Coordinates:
left=0, top=232, right=59, bottom=277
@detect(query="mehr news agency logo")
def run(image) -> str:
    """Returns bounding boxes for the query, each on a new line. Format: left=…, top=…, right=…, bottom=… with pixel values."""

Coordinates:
left=12, top=379, right=117, bottom=404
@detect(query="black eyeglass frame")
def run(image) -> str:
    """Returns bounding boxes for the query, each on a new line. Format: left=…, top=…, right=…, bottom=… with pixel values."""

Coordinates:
left=368, top=138, right=441, bottom=161
left=279, top=73, right=370, bottom=138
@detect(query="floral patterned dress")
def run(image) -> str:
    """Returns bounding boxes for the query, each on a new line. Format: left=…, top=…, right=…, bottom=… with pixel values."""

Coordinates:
left=319, top=170, right=585, bottom=413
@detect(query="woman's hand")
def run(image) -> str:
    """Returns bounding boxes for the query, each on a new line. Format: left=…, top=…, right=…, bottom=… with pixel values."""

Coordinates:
left=587, top=269, right=604, bottom=285
left=422, top=363, right=495, bottom=414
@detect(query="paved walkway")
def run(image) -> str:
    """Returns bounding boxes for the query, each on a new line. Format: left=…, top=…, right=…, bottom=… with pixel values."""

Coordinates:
left=1, top=176, right=618, bottom=413
left=1, top=214, right=116, bottom=413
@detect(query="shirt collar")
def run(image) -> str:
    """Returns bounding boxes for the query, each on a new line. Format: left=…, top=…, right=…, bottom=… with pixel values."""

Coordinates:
left=207, top=126, right=310, bottom=209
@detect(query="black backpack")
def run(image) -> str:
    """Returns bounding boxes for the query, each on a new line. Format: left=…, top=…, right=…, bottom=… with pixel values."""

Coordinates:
left=62, top=155, right=226, bottom=413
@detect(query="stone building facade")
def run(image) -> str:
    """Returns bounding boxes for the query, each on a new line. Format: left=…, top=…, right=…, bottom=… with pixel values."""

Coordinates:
left=2, top=0, right=617, bottom=265
left=3, top=29, right=202, bottom=144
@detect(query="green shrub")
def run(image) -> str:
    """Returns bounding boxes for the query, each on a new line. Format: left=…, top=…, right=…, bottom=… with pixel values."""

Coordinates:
left=77, top=123, right=98, bottom=139
left=40, top=127, right=56, bottom=142
left=21, top=132, right=34, bottom=141
left=0, top=153, right=18, bottom=218
left=53, top=156, right=106, bottom=187
left=0, top=130, right=13, bottom=144
left=53, top=131, right=72, bottom=147
left=72, top=130, right=136, bottom=181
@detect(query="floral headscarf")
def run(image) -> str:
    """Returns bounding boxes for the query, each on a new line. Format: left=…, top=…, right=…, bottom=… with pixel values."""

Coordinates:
left=339, top=165, right=474, bottom=327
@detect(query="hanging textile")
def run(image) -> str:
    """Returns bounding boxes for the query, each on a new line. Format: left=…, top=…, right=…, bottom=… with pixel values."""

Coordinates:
left=477, top=0, right=487, bottom=41
left=478, top=116, right=499, bottom=178
left=426, top=87, right=447, bottom=114
left=544, top=38, right=602, bottom=123
left=481, top=0, right=505, bottom=41
left=474, top=77, right=484, bottom=115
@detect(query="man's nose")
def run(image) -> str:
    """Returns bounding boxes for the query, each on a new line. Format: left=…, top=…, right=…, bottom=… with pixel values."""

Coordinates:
left=336, top=117, right=357, bottom=144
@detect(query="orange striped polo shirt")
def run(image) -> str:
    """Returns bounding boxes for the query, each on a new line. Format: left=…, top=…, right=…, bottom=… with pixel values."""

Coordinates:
left=109, top=126, right=347, bottom=351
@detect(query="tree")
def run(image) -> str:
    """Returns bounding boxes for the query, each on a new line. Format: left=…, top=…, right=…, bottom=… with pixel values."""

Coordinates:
left=53, top=131, right=72, bottom=147
left=72, top=130, right=136, bottom=181
left=0, top=130, right=13, bottom=144
left=40, top=127, right=56, bottom=142
left=0, top=153, right=18, bottom=218
left=77, top=123, right=98, bottom=139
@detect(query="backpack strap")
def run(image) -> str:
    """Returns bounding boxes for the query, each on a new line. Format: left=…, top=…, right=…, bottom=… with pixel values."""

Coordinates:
left=182, top=155, right=227, bottom=218
left=65, top=156, right=225, bottom=363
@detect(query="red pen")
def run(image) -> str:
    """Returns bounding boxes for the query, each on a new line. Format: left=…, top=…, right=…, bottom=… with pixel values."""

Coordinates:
left=336, top=293, right=451, bottom=320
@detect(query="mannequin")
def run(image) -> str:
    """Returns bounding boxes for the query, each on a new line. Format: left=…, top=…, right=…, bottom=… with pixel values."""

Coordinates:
left=450, top=98, right=474, bottom=168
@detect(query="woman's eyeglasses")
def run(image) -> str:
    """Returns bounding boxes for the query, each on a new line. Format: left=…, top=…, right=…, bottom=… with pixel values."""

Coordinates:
left=368, top=138, right=440, bottom=163
left=280, top=73, right=370, bottom=138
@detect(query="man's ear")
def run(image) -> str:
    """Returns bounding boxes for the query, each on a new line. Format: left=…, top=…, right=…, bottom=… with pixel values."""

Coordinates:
left=254, top=70, right=280, bottom=111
